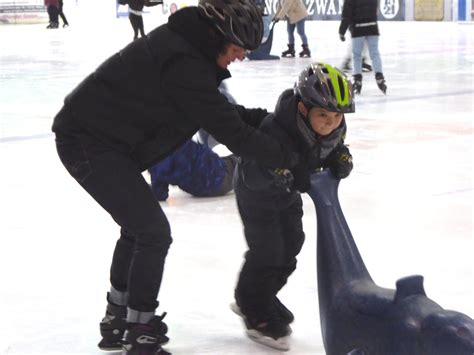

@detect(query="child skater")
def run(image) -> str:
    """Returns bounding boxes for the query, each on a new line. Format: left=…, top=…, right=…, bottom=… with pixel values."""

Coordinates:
left=232, top=62, right=355, bottom=351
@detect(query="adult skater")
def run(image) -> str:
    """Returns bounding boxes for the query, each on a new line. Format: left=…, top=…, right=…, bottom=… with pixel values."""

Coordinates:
left=232, top=63, right=355, bottom=351
left=52, top=0, right=300, bottom=354
left=275, top=0, right=311, bottom=58
left=58, top=0, right=69, bottom=27
left=339, top=0, right=387, bottom=94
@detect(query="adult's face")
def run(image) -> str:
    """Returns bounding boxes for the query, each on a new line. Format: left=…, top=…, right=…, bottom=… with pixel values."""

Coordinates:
left=216, top=44, right=247, bottom=69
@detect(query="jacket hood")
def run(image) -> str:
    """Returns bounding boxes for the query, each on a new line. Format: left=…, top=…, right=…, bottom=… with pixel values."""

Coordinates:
left=167, top=7, right=230, bottom=82
left=273, top=89, right=347, bottom=161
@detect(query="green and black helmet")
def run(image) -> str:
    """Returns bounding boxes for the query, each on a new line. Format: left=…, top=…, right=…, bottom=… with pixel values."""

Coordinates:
left=294, top=62, right=355, bottom=114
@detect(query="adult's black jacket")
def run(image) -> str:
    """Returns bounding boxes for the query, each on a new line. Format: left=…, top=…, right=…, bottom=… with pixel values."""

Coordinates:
left=339, top=0, right=380, bottom=38
left=52, top=7, right=298, bottom=171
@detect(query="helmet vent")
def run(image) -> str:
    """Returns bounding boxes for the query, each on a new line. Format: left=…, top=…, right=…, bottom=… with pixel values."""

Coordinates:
left=337, top=75, right=345, bottom=101
left=327, top=80, right=336, bottom=100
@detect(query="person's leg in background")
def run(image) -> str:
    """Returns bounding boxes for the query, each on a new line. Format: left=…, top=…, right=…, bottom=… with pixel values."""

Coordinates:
left=351, top=36, right=365, bottom=94
left=282, top=22, right=296, bottom=57
left=295, top=19, right=310, bottom=57
left=366, top=35, right=387, bottom=94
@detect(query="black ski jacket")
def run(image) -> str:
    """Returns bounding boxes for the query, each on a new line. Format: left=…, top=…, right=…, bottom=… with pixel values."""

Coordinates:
left=52, top=7, right=298, bottom=171
left=339, top=0, right=379, bottom=38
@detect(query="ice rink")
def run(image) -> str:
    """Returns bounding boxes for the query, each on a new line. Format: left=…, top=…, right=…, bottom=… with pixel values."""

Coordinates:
left=0, top=2, right=473, bottom=354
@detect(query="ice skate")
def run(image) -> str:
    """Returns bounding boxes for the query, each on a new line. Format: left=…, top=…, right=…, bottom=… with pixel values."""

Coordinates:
left=299, top=44, right=311, bottom=58
left=362, top=57, right=372, bottom=72
left=122, top=313, right=170, bottom=355
left=98, top=294, right=127, bottom=351
left=282, top=44, right=295, bottom=58
left=375, top=72, right=387, bottom=94
left=353, top=74, right=362, bottom=95
left=230, top=302, right=291, bottom=351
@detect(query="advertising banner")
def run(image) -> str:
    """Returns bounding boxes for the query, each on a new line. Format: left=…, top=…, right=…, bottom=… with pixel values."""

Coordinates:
left=0, top=0, right=47, bottom=24
left=265, top=0, right=405, bottom=21
left=414, top=0, right=444, bottom=20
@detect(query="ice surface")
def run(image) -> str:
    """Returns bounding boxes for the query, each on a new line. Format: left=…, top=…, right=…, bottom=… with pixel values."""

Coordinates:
left=0, top=2, right=472, bottom=354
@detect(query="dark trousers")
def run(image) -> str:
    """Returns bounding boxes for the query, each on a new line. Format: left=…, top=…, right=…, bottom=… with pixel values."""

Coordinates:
left=55, top=131, right=172, bottom=312
left=129, top=13, right=145, bottom=40
left=59, top=4, right=68, bottom=25
left=47, top=5, right=59, bottom=25
left=235, top=191, right=305, bottom=318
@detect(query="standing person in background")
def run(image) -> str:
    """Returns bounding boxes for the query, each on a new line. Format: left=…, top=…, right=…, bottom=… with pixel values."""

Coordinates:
left=44, top=0, right=60, bottom=29
left=339, top=0, right=387, bottom=94
left=52, top=0, right=301, bottom=354
left=128, top=0, right=146, bottom=40
left=58, top=0, right=69, bottom=27
left=127, top=0, right=163, bottom=40
left=275, top=0, right=311, bottom=58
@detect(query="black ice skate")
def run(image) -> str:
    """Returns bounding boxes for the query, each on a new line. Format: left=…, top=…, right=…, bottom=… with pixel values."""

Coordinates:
left=353, top=74, right=362, bottom=94
left=299, top=44, right=311, bottom=58
left=273, top=296, right=294, bottom=325
left=98, top=294, right=127, bottom=351
left=375, top=72, right=387, bottom=94
left=230, top=302, right=291, bottom=351
left=122, top=314, right=170, bottom=355
left=282, top=44, right=295, bottom=58
left=362, top=58, right=373, bottom=72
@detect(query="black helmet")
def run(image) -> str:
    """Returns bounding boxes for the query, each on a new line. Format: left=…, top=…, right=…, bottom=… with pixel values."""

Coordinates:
left=198, top=0, right=263, bottom=50
left=294, top=62, right=355, bottom=114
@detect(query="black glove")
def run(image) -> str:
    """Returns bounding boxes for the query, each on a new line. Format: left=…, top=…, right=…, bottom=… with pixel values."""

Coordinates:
left=267, top=168, right=294, bottom=192
left=339, top=34, right=346, bottom=42
left=290, top=162, right=311, bottom=193
left=325, top=144, right=353, bottom=179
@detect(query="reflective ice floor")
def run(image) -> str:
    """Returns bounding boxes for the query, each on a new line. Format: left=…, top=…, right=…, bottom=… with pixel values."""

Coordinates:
left=0, top=4, right=473, bottom=354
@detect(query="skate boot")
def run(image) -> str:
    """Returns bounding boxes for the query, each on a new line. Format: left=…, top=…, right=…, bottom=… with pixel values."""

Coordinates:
left=122, top=313, right=170, bottom=355
left=273, top=296, right=294, bottom=324
left=341, top=58, right=351, bottom=73
left=231, top=302, right=291, bottom=351
left=375, top=72, right=387, bottom=94
left=281, top=44, right=295, bottom=58
left=98, top=294, right=127, bottom=351
left=362, top=58, right=372, bottom=72
left=353, top=74, right=362, bottom=95
left=299, top=44, right=311, bottom=58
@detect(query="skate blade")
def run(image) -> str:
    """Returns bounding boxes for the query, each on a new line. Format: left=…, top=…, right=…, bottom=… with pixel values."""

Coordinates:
left=98, top=339, right=123, bottom=352
left=230, top=302, right=243, bottom=316
left=230, top=302, right=293, bottom=335
left=247, top=330, right=290, bottom=351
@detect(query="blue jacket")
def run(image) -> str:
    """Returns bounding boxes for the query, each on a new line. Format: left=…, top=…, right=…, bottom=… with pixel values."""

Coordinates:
left=149, top=140, right=226, bottom=200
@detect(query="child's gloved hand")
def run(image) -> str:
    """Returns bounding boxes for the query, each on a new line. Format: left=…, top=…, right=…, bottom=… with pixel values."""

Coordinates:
left=268, top=168, right=294, bottom=191
left=290, top=162, right=312, bottom=193
left=325, top=144, right=353, bottom=179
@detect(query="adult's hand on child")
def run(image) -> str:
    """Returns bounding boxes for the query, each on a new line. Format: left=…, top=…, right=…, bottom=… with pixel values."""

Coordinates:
left=325, top=144, right=353, bottom=179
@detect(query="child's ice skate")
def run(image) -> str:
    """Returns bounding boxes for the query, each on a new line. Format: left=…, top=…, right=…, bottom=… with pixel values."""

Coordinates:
left=231, top=301, right=291, bottom=351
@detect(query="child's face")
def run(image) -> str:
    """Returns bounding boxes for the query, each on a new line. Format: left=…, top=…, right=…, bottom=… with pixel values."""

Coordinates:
left=298, top=102, right=343, bottom=137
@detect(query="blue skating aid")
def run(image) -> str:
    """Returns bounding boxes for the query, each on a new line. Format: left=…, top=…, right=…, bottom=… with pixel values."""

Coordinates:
left=307, top=169, right=474, bottom=355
